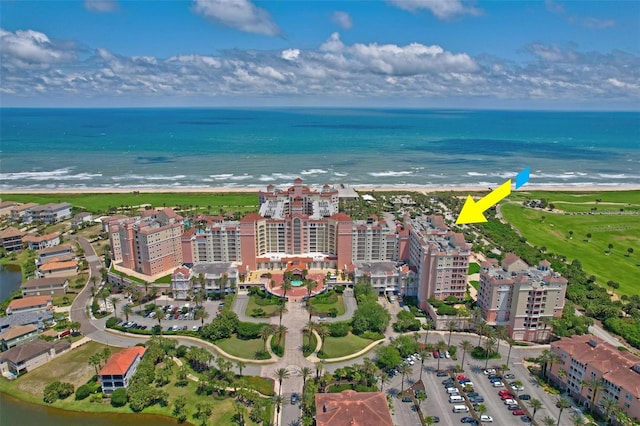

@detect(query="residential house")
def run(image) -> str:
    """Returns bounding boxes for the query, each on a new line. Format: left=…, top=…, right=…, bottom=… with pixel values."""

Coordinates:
left=71, top=212, right=93, bottom=227
left=10, top=203, right=38, bottom=222
left=0, top=339, right=70, bottom=376
left=38, top=244, right=73, bottom=263
left=23, top=232, right=61, bottom=250
left=0, top=227, right=25, bottom=252
left=0, top=201, right=19, bottom=217
left=99, top=346, right=146, bottom=394
left=21, top=277, right=69, bottom=296
left=315, top=390, right=393, bottom=426
left=6, top=295, right=53, bottom=315
left=0, top=324, right=38, bottom=351
left=549, top=335, right=640, bottom=422
left=37, top=259, right=78, bottom=278
left=24, top=202, right=72, bottom=224
left=0, top=310, right=54, bottom=333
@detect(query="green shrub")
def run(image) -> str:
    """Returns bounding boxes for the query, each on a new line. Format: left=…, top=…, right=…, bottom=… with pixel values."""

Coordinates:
left=105, top=317, right=119, bottom=328
left=334, top=285, right=345, bottom=294
left=237, top=321, right=266, bottom=340
left=255, top=350, right=271, bottom=360
left=361, top=331, right=384, bottom=340
left=110, top=388, right=128, bottom=407
left=75, top=384, right=93, bottom=400
left=43, top=381, right=74, bottom=404
left=328, top=321, right=350, bottom=337
left=271, top=344, right=284, bottom=357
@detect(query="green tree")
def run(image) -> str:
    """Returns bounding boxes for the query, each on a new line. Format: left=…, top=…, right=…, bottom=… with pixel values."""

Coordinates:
left=109, top=296, right=119, bottom=317
left=446, top=320, right=457, bottom=347
left=556, top=397, right=571, bottom=426
left=436, top=340, right=448, bottom=371
left=260, top=325, right=274, bottom=353
left=235, top=360, right=246, bottom=377
left=281, top=280, right=292, bottom=299
left=581, top=377, right=604, bottom=415
left=459, top=340, right=473, bottom=369
left=301, top=366, right=312, bottom=390
left=172, top=395, right=188, bottom=421
left=542, top=416, right=556, bottom=426
left=528, top=398, right=544, bottom=421
left=110, top=388, right=127, bottom=407
left=398, top=363, right=412, bottom=394
left=376, top=345, right=402, bottom=370
left=274, top=367, right=289, bottom=398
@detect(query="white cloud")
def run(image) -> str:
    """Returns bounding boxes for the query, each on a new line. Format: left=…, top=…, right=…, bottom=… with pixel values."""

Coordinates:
left=331, top=11, right=353, bottom=29
left=84, top=0, right=119, bottom=13
left=388, top=0, right=481, bottom=20
left=281, top=48, right=300, bottom=61
left=192, top=0, right=280, bottom=36
left=1, top=28, right=638, bottom=108
left=0, top=28, right=76, bottom=68
left=546, top=0, right=616, bottom=29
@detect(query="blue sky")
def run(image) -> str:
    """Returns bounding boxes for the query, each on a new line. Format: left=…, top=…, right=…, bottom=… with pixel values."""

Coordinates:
left=1, top=0, right=639, bottom=109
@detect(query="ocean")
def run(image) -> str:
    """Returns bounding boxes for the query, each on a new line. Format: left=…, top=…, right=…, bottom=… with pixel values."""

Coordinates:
left=1, top=108, right=639, bottom=191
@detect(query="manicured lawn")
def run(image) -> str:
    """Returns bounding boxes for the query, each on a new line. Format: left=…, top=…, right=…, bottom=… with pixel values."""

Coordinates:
left=501, top=202, right=640, bottom=296
left=320, top=333, right=375, bottom=359
left=3, top=193, right=259, bottom=214
left=302, top=332, right=318, bottom=357
left=510, top=190, right=640, bottom=205
left=469, top=280, right=479, bottom=290
left=245, top=294, right=281, bottom=316
left=468, top=262, right=480, bottom=275
left=309, top=295, right=346, bottom=316
left=216, top=335, right=267, bottom=359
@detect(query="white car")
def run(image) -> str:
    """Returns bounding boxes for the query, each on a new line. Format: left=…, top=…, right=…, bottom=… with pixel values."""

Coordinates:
left=492, top=381, right=504, bottom=387
left=483, top=368, right=496, bottom=375
left=480, top=415, right=493, bottom=422
left=503, top=399, right=517, bottom=405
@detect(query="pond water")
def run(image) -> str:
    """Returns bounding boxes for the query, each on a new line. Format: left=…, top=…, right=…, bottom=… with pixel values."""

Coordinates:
left=0, top=392, right=183, bottom=426
left=0, top=263, right=22, bottom=301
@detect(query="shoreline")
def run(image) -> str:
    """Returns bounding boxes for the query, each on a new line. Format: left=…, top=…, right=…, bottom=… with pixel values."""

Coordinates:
left=2, top=185, right=640, bottom=195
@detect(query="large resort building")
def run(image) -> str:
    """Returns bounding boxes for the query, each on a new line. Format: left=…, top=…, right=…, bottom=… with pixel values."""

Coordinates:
left=476, top=253, right=568, bottom=342
left=107, top=179, right=470, bottom=311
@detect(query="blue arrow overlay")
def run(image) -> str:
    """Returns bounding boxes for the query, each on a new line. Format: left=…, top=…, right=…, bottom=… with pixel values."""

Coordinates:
left=515, top=168, right=530, bottom=190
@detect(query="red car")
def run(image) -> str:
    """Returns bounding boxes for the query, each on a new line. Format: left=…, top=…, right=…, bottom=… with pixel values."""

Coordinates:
left=433, top=350, right=439, bottom=358
left=498, top=389, right=512, bottom=395
left=501, top=394, right=515, bottom=400
left=512, top=409, right=526, bottom=416
left=457, top=375, right=468, bottom=380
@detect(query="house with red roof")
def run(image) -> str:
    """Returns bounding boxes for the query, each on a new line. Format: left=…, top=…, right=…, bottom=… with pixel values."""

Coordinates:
left=6, top=296, right=53, bottom=316
left=99, top=346, right=146, bottom=393
left=315, top=390, right=393, bottom=426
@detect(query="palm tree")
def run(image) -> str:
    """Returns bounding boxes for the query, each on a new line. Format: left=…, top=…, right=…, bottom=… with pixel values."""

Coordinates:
left=571, top=413, right=586, bottom=426
left=424, top=417, right=436, bottom=426
left=484, top=337, right=496, bottom=369
left=422, top=320, right=433, bottom=346
left=260, top=325, right=274, bottom=353
left=88, top=353, right=102, bottom=375
left=305, top=280, right=318, bottom=299
left=99, top=288, right=110, bottom=311
left=307, top=305, right=318, bottom=322
left=315, top=360, right=324, bottom=381
left=557, top=397, right=571, bottom=426
left=317, top=323, right=330, bottom=355
left=122, top=304, right=132, bottom=322
left=494, top=324, right=507, bottom=355
left=446, top=320, right=457, bottom=347
left=153, top=305, right=165, bottom=334
left=195, top=306, right=209, bottom=326
left=476, top=320, right=489, bottom=347
left=436, top=340, right=447, bottom=371
left=281, top=280, right=292, bottom=299
left=459, top=340, right=473, bottom=370
left=600, top=397, right=617, bottom=424
left=276, top=303, right=287, bottom=327
left=272, top=395, right=283, bottom=416
left=300, top=366, right=312, bottom=390
left=274, top=368, right=289, bottom=398
left=399, top=363, right=412, bottom=394
left=109, top=296, right=119, bottom=317
left=235, top=360, right=246, bottom=376
left=505, top=337, right=516, bottom=368
left=542, top=416, right=556, bottom=426
left=581, top=377, right=604, bottom=415
left=528, top=398, right=544, bottom=421
left=274, top=324, right=286, bottom=347
left=379, top=371, right=390, bottom=393
left=418, top=349, right=429, bottom=381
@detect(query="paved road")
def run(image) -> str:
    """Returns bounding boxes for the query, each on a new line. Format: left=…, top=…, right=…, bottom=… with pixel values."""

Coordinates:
left=322, top=288, right=357, bottom=323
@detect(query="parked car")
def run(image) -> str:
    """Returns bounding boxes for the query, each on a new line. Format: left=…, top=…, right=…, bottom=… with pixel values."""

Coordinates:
left=291, top=393, right=298, bottom=404
left=461, top=417, right=476, bottom=423
left=519, top=394, right=532, bottom=401
left=433, top=350, right=439, bottom=358
left=504, top=373, right=516, bottom=380
left=521, top=416, right=532, bottom=423
left=192, top=325, right=199, bottom=331
left=512, top=409, right=526, bottom=416
left=469, top=396, right=484, bottom=403
left=402, top=396, right=412, bottom=402
left=483, top=369, right=496, bottom=375
left=503, top=399, right=517, bottom=405
left=480, top=415, right=493, bottom=422
left=436, top=371, right=448, bottom=377
left=510, top=382, right=524, bottom=391
left=492, top=381, right=505, bottom=388
left=489, top=377, right=503, bottom=383
left=445, top=351, right=451, bottom=359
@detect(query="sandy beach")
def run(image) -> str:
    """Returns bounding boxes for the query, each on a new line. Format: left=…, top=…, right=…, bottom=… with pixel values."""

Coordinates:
left=2, top=184, right=639, bottom=195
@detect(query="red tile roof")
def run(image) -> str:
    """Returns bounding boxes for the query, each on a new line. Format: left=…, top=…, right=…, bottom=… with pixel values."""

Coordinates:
left=100, top=347, right=146, bottom=376
left=315, top=390, right=393, bottom=426
left=8, top=296, right=52, bottom=310
left=502, top=252, right=522, bottom=267
left=38, top=260, right=77, bottom=272
left=23, top=232, right=60, bottom=243
left=240, top=213, right=264, bottom=223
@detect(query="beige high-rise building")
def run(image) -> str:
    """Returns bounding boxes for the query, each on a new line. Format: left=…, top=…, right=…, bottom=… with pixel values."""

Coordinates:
left=109, top=209, right=184, bottom=276
left=406, top=215, right=470, bottom=307
left=477, top=253, right=567, bottom=342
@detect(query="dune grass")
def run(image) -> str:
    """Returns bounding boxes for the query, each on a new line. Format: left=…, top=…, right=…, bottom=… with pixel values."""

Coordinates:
left=501, top=202, right=640, bottom=296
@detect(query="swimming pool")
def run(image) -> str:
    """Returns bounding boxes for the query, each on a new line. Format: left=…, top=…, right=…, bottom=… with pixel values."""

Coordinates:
left=291, top=280, right=303, bottom=287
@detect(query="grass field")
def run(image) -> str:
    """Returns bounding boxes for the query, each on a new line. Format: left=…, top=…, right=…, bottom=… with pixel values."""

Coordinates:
left=321, top=333, right=374, bottom=359
left=308, top=295, right=346, bottom=316
left=510, top=190, right=640, bottom=205
left=216, top=335, right=266, bottom=359
left=468, top=262, right=480, bottom=275
left=245, top=294, right=281, bottom=317
left=501, top=202, right=640, bottom=296
left=1, top=192, right=259, bottom=214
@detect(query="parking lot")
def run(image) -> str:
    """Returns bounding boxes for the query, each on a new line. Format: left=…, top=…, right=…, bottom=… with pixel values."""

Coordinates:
left=360, top=334, right=571, bottom=426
